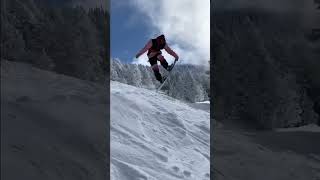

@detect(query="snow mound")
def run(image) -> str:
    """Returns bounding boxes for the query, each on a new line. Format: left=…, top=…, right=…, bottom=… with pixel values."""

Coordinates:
left=276, top=124, right=320, bottom=133
left=111, top=81, right=210, bottom=180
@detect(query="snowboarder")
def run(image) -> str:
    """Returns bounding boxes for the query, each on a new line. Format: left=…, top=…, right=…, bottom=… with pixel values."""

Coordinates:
left=135, top=34, right=179, bottom=83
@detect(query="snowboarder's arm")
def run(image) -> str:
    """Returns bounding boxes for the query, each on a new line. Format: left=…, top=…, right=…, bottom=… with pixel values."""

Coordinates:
left=164, top=44, right=179, bottom=61
left=136, top=40, right=152, bottom=58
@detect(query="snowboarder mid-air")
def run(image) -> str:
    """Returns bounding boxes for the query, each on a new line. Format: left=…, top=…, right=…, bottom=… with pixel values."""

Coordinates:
left=135, top=34, right=179, bottom=83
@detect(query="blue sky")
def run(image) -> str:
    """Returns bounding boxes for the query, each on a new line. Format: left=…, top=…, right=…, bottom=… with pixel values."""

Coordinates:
left=110, top=0, right=210, bottom=66
left=111, top=1, right=151, bottom=63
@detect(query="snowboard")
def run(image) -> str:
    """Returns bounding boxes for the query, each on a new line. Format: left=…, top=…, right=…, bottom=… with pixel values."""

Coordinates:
left=157, top=60, right=177, bottom=92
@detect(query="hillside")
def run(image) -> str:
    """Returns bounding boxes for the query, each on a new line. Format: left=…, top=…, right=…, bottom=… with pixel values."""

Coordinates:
left=212, top=10, right=320, bottom=128
left=1, top=60, right=108, bottom=179
left=111, top=81, right=210, bottom=179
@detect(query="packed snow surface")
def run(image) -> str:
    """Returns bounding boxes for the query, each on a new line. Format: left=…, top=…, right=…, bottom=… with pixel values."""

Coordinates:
left=196, top=101, right=210, bottom=104
left=276, top=124, right=320, bottom=133
left=111, top=81, right=210, bottom=180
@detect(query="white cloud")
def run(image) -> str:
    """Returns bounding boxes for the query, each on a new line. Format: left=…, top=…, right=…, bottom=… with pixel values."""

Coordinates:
left=130, top=0, right=210, bottom=66
left=132, top=56, right=150, bottom=66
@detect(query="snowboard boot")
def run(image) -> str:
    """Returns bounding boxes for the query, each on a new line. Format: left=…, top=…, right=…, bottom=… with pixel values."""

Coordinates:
left=166, top=64, right=173, bottom=71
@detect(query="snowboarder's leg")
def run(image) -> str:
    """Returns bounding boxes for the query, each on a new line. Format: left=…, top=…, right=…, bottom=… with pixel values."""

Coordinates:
left=151, top=64, right=163, bottom=82
left=157, top=54, right=173, bottom=71
left=149, top=56, right=163, bottom=83
left=157, top=54, right=169, bottom=70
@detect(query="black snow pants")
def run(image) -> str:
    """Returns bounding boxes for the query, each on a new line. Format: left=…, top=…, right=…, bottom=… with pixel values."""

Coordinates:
left=148, top=53, right=169, bottom=82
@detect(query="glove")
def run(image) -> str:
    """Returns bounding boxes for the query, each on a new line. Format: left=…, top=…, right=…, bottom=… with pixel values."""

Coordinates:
left=175, top=57, right=179, bottom=61
left=135, top=53, right=140, bottom=59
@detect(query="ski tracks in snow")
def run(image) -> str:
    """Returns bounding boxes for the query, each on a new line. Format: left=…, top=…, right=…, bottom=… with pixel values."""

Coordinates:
left=111, top=81, right=210, bottom=180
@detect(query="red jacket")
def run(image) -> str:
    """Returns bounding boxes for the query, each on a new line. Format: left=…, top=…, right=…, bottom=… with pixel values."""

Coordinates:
left=136, top=39, right=179, bottom=60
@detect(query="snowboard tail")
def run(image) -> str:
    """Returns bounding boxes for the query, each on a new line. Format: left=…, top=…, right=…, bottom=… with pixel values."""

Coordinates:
left=157, top=60, right=177, bottom=91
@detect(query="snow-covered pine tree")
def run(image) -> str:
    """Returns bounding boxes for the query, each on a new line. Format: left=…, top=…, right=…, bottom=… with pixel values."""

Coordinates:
left=111, top=59, right=210, bottom=103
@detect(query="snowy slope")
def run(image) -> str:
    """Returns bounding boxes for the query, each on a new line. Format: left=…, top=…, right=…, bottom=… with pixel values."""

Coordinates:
left=1, top=60, right=108, bottom=179
left=111, top=81, right=210, bottom=180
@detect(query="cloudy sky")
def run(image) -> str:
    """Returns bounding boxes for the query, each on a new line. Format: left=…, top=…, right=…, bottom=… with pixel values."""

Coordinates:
left=111, top=0, right=210, bottom=66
